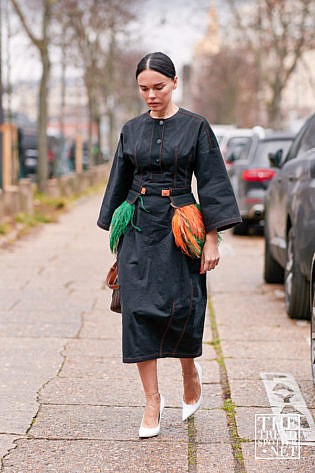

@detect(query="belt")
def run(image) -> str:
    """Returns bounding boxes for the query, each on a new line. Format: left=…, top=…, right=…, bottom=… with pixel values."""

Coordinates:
left=131, top=184, right=191, bottom=197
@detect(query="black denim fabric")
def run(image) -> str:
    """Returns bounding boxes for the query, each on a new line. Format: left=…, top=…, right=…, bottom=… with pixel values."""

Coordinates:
left=97, top=108, right=241, bottom=363
left=97, top=108, right=241, bottom=232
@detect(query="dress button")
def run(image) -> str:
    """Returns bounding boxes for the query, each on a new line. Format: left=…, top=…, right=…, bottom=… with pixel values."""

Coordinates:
left=156, top=138, right=161, bottom=144
left=159, top=120, right=164, bottom=125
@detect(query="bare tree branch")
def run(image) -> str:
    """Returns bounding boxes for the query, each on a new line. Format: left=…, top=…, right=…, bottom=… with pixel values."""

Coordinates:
left=10, top=0, right=42, bottom=50
left=225, top=0, right=315, bottom=127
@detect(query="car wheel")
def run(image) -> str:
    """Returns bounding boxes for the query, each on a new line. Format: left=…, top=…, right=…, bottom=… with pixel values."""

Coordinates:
left=264, top=232, right=284, bottom=283
left=232, top=221, right=248, bottom=235
left=284, top=228, right=311, bottom=319
left=312, top=282, right=315, bottom=384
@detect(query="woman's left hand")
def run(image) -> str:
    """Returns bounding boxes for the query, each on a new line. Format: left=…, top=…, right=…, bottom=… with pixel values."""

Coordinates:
left=200, top=229, right=220, bottom=274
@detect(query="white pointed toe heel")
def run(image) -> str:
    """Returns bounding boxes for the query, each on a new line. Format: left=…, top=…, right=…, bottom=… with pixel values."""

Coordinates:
left=182, top=362, right=202, bottom=421
left=139, top=394, right=165, bottom=438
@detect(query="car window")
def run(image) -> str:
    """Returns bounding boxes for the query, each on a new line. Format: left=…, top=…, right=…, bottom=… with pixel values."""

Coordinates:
left=225, top=136, right=252, bottom=161
left=297, top=121, right=315, bottom=156
left=253, top=140, right=293, bottom=167
left=237, top=137, right=255, bottom=160
left=285, top=115, right=315, bottom=162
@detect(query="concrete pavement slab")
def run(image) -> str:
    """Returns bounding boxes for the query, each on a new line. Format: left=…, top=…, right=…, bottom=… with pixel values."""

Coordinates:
left=61, top=338, right=123, bottom=362
left=196, top=443, right=235, bottom=473
left=0, top=309, right=81, bottom=338
left=78, top=314, right=123, bottom=340
left=221, top=339, right=309, bottom=360
left=0, top=406, right=38, bottom=434
left=225, top=357, right=311, bottom=381
left=229, top=379, right=272, bottom=407
left=194, top=409, right=230, bottom=443
left=212, top=291, right=297, bottom=324
left=0, top=337, right=66, bottom=435
left=0, top=436, right=18, bottom=464
left=60, top=355, right=220, bottom=386
left=39, top=376, right=223, bottom=410
left=12, top=294, right=94, bottom=313
left=235, top=406, right=272, bottom=441
left=0, top=321, right=80, bottom=338
left=74, top=310, right=116, bottom=333
left=1, top=439, right=189, bottom=473
left=299, top=382, right=315, bottom=408
left=29, top=405, right=187, bottom=442
left=230, top=379, right=315, bottom=409
left=209, top=238, right=264, bottom=292
left=219, top=322, right=309, bottom=342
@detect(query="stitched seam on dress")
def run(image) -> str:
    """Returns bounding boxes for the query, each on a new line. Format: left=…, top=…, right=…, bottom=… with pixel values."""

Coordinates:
left=204, top=123, right=215, bottom=148
left=172, top=186, right=192, bottom=190
left=179, top=109, right=203, bottom=123
left=173, top=146, right=178, bottom=188
left=172, top=278, right=194, bottom=355
left=204, top=216, right=241, bottom=228
left=185, top=153, right=193, bottom=188
left=159, top=300, right=175, bottom=357
left=159, top=122, right=165, bottom=172
left=123, top=347, right=201, bottom=362
left=149, top=121, right=155, bottom=180
left=134, top=145, right=138, bottom=168
left=134, top=147, right=143, bottom=189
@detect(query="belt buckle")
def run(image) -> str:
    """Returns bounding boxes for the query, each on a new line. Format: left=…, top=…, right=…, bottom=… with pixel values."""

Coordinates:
left=161, top=189, right=171, bottom=197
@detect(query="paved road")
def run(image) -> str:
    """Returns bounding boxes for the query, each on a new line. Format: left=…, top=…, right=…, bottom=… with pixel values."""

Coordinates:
left=0, top=192, right=314, bottom=472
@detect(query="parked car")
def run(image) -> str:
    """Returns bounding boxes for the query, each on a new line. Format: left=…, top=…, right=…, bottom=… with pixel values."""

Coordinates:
left=19, top=129, right=38, bottom=176
left=218, top=128, right=257, bottom=166
left=18, top=129, right=63, bottom=178
left=263, top=113, right=315, bottom=319
left=228, top=133, right=294, bottom=234
left=212, top=124, right=236, bottom=146
left=310, top=253, right=315, bottom=383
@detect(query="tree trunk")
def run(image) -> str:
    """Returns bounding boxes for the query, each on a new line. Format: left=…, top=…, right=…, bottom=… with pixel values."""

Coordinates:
left=37, top=47, right=50, bottom=187
left=107, top=106, right=116, bottom=157
left=267, top=76, right=283, bottom=130
left=96, top=114, right=101, bottom=164
left=87, top=95, right=93, bottom=168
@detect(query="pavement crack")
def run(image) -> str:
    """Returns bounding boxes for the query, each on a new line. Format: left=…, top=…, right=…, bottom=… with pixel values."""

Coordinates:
left=8, top=300, right=20, bottom=311
left=91, top=297, right=98, bottom=311
left=49, top=254, right=58, bottom=262
left=208, top=297, right=247, bottom=473
left=64, top=280, right=75, bottom=290
left=0, top=438, right=20, bottom=472
left=37, top=266, right=45, bottom=274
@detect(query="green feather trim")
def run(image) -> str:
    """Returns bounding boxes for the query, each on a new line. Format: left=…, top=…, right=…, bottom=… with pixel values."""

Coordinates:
left=110, top=201, right=135, bottom=253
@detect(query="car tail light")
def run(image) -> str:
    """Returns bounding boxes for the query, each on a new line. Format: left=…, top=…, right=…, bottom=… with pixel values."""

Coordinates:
left=242, top=169, right=276, bottom=182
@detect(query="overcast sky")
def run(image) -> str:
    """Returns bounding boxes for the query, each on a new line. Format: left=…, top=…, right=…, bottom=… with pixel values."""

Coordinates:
left=136, top=0, right=213, bottom=72
left=3, top=0, right=216, bottom=85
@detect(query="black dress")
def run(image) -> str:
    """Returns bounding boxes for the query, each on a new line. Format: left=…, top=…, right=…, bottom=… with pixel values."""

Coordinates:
left=97, top=108, right=241, bottom=363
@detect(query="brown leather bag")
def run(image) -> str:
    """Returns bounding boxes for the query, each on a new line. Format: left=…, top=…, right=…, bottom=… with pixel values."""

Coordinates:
left=105, top=261, right=121, bottom=313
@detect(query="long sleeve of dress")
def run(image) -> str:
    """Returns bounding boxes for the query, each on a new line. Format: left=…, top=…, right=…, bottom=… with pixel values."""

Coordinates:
left=97, top=133, right=135, bottom=230
left=194, top=120, right=242, bottom=233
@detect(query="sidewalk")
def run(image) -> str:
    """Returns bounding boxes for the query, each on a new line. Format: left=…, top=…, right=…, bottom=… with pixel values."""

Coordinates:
left=1, top=192, right=314, bottom=472
left=0, top=193, right=231, bottom=473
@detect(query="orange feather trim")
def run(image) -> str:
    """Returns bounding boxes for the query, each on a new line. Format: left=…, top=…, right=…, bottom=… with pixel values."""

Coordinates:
left=172, top=204, right=206, bottom=258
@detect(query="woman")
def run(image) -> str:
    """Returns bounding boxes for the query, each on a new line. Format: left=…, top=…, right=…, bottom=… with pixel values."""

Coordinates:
left=97, top=52, right=241, bottom=438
